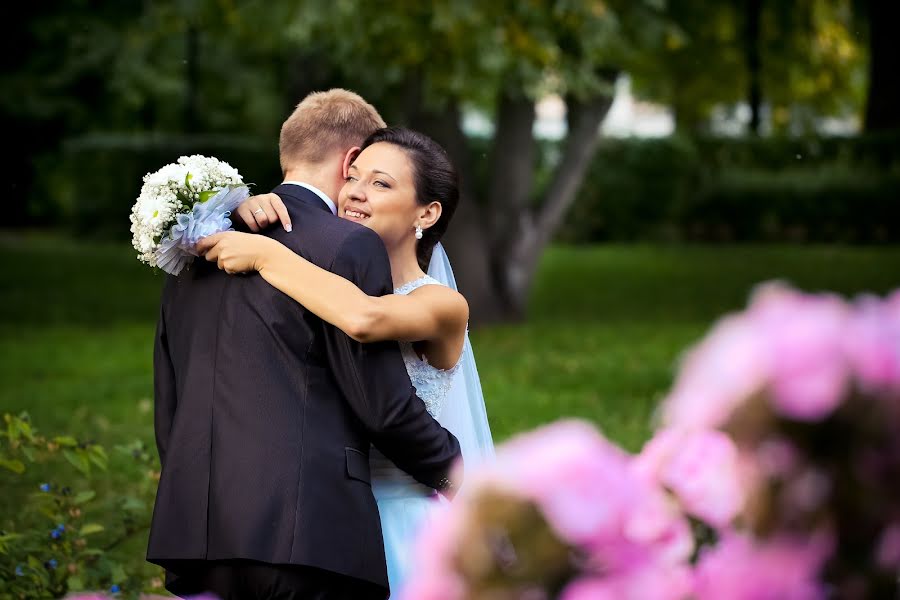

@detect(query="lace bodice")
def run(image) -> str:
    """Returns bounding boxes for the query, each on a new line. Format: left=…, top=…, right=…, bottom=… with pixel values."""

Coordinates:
left=394, top=275, right=462, bottom=419
left=370, top=275, right=463, bottom=492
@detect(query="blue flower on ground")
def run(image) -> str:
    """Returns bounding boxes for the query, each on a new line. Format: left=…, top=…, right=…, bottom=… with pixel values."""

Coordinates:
left=56, top=523, right=65, bottom=531
left=39, top=483, right=50, bottom=492
left=15, top=565, right=23, bottom=577
left=110, top=584, right=121, bottom=593
left=46, top=559, right=57, bottom=569
left=50, top=529, right=61, bottom=539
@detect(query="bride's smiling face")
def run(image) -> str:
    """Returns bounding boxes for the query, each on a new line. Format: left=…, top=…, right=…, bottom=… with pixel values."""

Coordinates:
left=338, top=142, right=422, bottom=247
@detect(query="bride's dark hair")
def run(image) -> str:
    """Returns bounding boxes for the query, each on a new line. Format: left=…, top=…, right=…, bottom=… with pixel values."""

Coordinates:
left=359, top=127, right=459, bottom=270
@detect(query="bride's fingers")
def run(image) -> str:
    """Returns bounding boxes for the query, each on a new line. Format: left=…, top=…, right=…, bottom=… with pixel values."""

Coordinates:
left=259, top=201, right=278, bottom=228
left=236, top=203, right=260, bottom=232
left=202, top=244, right=221, bottom=263
left=195, top=234, right=218, bottom=254
left=270, top=196, right=292, bottom=232
left=251, top=203, right=271, bottom=229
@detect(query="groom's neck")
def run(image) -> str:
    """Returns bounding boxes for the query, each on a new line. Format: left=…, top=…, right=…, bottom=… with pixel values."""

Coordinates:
left=282, top=165, right=338, bottom=201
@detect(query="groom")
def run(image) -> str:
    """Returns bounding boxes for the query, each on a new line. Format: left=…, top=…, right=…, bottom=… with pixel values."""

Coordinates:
left=147, top=89, right=462, bottom=599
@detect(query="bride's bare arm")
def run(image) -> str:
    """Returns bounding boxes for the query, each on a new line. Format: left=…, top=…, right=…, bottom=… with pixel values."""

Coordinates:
left=197, top=231, right=469, bottom=345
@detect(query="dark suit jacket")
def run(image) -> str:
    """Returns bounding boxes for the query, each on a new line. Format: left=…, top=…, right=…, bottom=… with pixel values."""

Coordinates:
left=146, top=184, right=461, bottom=594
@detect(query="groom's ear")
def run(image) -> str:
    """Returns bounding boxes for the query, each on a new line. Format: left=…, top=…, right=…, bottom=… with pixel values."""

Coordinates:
left=342, top=147, right=361, bottom=178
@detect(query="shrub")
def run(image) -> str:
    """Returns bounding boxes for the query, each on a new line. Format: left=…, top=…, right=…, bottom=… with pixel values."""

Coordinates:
left=561, top=133, right=900, bottom=244
left=0, top=413, right=164, bottom=599
left=34, top=133, right=281, bottom=237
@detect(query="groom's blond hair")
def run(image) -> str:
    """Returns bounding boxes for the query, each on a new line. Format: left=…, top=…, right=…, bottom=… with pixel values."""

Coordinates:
left=279, top=89, right=386, bottom=173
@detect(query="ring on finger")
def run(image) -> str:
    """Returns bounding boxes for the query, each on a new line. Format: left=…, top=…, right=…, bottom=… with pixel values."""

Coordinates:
left=253, top=207, right=265, bottom=215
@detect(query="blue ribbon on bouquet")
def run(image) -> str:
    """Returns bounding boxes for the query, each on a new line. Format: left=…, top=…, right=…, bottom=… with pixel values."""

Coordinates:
left=154, top=185, right=250, bottom=276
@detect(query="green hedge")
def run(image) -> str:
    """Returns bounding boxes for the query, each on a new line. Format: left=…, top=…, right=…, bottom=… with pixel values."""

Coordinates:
left=561, top=134, right=900, bottom=243
left=34, top=134, right=281, bottom=236
left=27, top=132, right=900, bottom=243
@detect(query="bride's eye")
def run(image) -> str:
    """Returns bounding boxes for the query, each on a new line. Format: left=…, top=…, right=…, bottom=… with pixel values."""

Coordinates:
left=374, top=180, right=390, bottom=189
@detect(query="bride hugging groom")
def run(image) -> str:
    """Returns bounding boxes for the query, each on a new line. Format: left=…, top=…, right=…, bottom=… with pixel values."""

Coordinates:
left=146, top=89, right=494, bottom=599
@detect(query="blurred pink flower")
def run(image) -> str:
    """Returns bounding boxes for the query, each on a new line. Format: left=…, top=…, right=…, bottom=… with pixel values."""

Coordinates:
left=782, top=467, right=831, bottom=514
left=844, top=295, right=900, bottom=392
left=635, top=428, right=744, bottom=528
left=663, top=314, right=770, bottom=430
left=694, top=532, right=831, bottom=600
left=398, top=572, right=465, bottom=600
left=400, top=503, right=466, bottom=600
left=755, top=437, right=800, bottom=477
left=623, top=487, right=694, bottom=565
left=493, top=421, right=695, bottom=582
left=493, top=420, right=636, bottom=548
left=559, top=577, right=619, bottom=600
left=886, top=289, right=900, bottom=323
left=750, top=284, right=849, bottom=421
left=561, top=562, right=693, bottom=600
left=876, top=523, right=900, bottom=570
left=402, top=420, right=697, bottom=600
left=664, top=283, right=860, bottom=429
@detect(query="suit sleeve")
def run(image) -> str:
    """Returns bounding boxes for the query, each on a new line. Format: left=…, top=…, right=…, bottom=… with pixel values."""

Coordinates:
left=322, top=228, right=462, bottom=490
left=153, top=294, right=177, bottom=467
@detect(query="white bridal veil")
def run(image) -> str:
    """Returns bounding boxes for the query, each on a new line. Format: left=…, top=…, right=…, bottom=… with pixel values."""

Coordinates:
left=426, top=243, right=495, bottom=467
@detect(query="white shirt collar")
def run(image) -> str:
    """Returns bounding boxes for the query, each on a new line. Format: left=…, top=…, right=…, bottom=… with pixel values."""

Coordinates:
left=282, top=181, right=337, bottom=215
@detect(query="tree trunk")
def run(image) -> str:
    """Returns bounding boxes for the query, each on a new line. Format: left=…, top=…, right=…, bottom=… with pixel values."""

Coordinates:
left=485, top=89, right=537, bottom=312
left=408, top=99, right=510, bottom=323
left=744, top=0, right=763, bottom=135
left=864, top=0, right=900, bottom=132
left=505, top=83, right=617, bottom=314
left=402, top=74, right=615, bottom=324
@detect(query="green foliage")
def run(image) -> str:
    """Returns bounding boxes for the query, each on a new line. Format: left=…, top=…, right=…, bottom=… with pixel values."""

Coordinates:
left=561, top=133, right=900, bottom=243
left=38, top=133, right=280, bottom=235
left=629, top=0, right=748, bottom=131
left=631, top=0, right=866, bottom=133
left=286, top=0, right=664, bottom=112
left=2, top=0, right=291, bottom=137
left=27, top=130, right=900, bottom=246
left=0, top=413, right=164, bottom=599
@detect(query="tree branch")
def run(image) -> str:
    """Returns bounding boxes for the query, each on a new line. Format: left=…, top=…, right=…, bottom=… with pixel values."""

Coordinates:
left=502, top=76, right=617, bottom=310
left=534, top=86, right=616, bottom=245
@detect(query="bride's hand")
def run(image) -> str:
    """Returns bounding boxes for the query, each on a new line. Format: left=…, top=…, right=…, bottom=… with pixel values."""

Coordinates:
left=235, top=193, right=292, bottom=232
left=196, top=231, right=278, bottom=274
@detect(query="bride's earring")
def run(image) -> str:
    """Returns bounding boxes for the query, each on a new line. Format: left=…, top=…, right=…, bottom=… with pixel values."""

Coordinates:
left=415, top=225, right=424, bottom=240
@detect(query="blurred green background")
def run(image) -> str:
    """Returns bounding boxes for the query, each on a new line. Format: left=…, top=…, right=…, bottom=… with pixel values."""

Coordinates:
left=1, top=0, right=898, bottom=595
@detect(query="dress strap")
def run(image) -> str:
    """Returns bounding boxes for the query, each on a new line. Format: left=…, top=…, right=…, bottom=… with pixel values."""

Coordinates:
left=394, top=275, right=443, bottom=296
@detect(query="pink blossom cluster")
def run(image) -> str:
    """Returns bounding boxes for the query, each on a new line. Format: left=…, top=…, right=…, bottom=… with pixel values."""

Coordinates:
left=402, top=284, right=900, bottom=599
left=692, top=532, right=832, bottom=600
left=653, top=283, right=900, bottom=597
left=663, top=282, right=900, bottom=428
left=402, top=421, right=695, bottom=600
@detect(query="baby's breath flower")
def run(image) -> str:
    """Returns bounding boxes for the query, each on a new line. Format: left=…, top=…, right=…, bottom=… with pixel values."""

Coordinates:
left=131, top=155, right=243, bottom=269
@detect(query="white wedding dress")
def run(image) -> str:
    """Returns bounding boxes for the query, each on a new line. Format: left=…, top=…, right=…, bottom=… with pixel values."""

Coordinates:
left=369, top=274, right=460, bottom=593
left=370, top=248, right=494, bottom=594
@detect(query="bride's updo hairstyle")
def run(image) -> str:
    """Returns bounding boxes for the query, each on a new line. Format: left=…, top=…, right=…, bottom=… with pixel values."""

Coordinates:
left=359, top=127, right=459, bottom=270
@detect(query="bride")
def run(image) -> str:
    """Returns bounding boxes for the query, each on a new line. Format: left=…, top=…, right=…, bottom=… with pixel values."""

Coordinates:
left=196, top=126, right=494, bottom=592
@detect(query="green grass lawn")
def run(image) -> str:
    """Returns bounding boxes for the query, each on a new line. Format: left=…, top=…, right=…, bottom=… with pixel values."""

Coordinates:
left=0, top=232, right=898, bottom=592
left=2, top=233, right=898, bottom=450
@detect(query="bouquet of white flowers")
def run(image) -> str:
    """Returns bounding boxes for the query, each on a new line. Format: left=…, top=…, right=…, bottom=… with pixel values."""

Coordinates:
left=130, top=155, right=250, bottom=275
